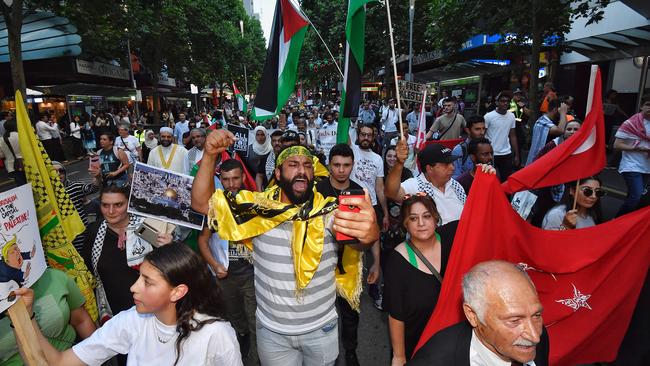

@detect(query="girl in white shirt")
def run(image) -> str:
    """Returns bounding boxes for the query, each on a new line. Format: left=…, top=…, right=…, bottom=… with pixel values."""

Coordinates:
left=14, top=243, right=242, bottom=366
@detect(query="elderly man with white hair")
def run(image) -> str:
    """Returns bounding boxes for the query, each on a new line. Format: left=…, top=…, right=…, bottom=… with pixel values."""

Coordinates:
left=409, top=260, right=549, bottom=366
left=147, top=127, right=189, bottom=174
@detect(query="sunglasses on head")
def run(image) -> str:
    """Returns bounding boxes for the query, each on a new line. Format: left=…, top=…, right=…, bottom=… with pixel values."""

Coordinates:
left=580, top=187, right=606, bottom=198
left=403, top=192, right=427, bottom=200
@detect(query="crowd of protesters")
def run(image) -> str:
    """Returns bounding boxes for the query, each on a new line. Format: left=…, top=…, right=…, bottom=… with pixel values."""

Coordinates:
left=0, top=85, right=648, bottom=366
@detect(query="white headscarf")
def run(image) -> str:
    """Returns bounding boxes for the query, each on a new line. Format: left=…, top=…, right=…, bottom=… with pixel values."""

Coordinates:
left=252, top=126, right=272, bottom=156
left=144, top=129, right=158, bottom=149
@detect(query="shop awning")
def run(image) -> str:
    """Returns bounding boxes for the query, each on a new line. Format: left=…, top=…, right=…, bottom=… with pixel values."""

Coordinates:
left=563, top=25, right=650, bottom=63
left=414, top=60, right=511, bottom=83
left=31, top=83, right=135, bottom=98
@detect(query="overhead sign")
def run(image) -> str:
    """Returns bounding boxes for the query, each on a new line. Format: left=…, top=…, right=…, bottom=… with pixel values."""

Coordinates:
left=76, top=59, right=130, bottom=80
left=398, top=80, right=430, bottom=103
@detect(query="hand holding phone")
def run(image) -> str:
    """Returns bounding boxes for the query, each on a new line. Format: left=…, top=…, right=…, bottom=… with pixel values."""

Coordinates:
left=336, top=189, right=364, bottom=244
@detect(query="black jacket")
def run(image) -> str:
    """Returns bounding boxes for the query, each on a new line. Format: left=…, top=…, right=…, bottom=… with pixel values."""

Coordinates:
left=408, top=321, right=549, bottom=366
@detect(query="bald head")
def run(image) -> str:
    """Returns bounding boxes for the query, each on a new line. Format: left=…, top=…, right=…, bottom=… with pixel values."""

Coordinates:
left=462, top=261, right=544, bottom=364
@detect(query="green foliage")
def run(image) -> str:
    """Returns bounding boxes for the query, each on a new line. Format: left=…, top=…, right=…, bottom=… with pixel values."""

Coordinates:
left=298, top=0, right=436, bottom=87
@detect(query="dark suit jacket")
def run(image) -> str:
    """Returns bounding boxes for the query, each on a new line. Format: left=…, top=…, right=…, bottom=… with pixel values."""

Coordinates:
left=408, top=321, right=549, bottom=366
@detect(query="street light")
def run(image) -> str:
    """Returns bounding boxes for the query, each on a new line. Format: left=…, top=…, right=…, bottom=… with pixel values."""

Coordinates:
left=408, top=0, right=415, bottom=82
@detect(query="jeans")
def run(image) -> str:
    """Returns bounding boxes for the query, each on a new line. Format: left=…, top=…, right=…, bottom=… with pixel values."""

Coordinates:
left=617, top=172, right=649, bottom=217
left=256, top=319, right=339, bottom=366
left=219, top=272, right=259, bottom=366
left=493, top=153, right=514, bottom=182
left=336, top=296, right=359, bottom=352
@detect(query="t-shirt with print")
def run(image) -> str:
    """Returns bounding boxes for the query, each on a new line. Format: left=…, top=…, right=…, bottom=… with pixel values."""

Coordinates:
left=615, top=119, right=650, bottom=174
left=72, top=307, right=242, bottom=365
left=0, top=269, right=85, bottom=365
left=351, top=144, right=384, bottom=205
left=484, top=110, right=516, bottom=156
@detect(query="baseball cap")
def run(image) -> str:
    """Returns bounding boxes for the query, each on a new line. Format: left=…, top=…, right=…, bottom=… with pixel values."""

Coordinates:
left=513, top=88, right=523, bottom=95
left=281, top=130, right=300, bottom=143
left=418, top=143, right=460, bottom=167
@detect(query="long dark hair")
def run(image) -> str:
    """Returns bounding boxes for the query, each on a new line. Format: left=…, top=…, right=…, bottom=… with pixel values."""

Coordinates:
left=560, top=176, right=603, bottom=224
left=384, top=145, right=413, bottom=183
left=144, top=243, right=226, bottom=365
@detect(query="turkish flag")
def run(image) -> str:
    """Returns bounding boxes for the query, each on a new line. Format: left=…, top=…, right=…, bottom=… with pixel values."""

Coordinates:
left=414, top=170, right=650, bottom=365
left=502, top=68, right=606, bottom=194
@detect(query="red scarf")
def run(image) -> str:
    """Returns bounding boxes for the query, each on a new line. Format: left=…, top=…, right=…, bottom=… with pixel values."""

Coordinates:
left=618, top=112, right=650, bottom=143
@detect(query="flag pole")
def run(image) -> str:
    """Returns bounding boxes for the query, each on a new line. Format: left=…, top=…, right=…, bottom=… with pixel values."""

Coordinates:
left=573, top=64, right=599, bottom=210
left=297, top=7, right=344, bottom=78
left=385, top=0, right=404, bottom=138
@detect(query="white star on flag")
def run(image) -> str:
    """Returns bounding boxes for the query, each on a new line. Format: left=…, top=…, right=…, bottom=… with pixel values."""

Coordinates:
left=556, top=283, right=592, bottom=312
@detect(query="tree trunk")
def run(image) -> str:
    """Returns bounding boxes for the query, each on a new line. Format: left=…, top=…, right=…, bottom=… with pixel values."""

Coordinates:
left=2, top=1, right=27, bottom=97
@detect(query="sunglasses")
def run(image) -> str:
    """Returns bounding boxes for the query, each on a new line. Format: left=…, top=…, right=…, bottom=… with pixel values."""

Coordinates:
left=403, top=192, right=428, bottom=200
left=580, top=187, right=606, bottom=198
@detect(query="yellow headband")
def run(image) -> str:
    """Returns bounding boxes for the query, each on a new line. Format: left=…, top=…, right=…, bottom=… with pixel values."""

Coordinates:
left=276, top=145, right=314, bottom=167
left=1, top=235, right=17, bottom=261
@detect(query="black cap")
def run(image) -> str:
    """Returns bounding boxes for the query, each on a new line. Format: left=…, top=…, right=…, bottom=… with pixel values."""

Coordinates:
left=418, top=143, right=459, bottom=167
left=281, top=130, right=300, bottom=143
left=513, top=88, right=523, bottom=95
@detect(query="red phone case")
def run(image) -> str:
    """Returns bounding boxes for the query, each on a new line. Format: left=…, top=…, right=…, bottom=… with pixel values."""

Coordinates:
left=336, top=190, right=364, bottom=244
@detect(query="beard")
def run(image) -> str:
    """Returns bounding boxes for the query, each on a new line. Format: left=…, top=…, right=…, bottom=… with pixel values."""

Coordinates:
left=277, top=173, right=314, bottom=204
left=160, top=139, right=172, bottom=147
left=358, top=139, right=372, bottom=149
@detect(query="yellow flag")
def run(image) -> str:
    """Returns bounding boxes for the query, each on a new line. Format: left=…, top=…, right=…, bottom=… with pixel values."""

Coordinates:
left=15, top=91, right=98, bottom=321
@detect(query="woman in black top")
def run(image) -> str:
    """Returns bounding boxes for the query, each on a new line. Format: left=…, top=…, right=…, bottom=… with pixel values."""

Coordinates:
left=383, top=194, right=457, bottom=365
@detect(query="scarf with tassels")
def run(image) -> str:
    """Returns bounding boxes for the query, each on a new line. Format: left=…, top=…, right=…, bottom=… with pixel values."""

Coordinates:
left=208, top=184, right=364, bottom=310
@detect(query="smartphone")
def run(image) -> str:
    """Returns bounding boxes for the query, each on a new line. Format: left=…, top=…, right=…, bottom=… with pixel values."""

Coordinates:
left=336, top=189, right=364, bottom=244
left=135, top=222, right=160, bottom=247
left=89, top=154, right=100, bottom=170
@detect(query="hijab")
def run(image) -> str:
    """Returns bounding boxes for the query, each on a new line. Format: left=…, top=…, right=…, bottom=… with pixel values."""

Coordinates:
left=252, top=125, right=272, bottom=156
left=144, top=129, right=158, bottom=149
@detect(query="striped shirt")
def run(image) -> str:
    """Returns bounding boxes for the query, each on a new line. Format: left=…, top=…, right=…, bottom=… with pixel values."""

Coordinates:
left=64, top=180, right=99, bottom=252
left=253, top=219, right=338, bottom=335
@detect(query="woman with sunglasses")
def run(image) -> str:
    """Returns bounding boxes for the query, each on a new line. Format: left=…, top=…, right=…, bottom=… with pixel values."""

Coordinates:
left=13, top=243, right=242, bottom=365
left=383, top=194, right=457, bottom=365
left=542, top=176, right=604, bottom=230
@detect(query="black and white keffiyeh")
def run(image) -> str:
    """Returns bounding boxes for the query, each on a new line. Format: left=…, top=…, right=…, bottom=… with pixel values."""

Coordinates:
left=416, top=174, right=467, bottom=205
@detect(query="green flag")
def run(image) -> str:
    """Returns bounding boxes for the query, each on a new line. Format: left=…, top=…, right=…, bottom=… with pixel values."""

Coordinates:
left=337, top=0, right=376, bottom=143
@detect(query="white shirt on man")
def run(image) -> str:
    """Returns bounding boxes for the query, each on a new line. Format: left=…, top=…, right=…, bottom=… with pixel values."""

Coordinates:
left=381, top=108, right=400, bottom=133
left=484, top=110, right=516, bottom=156
left=72, top=307, right=242, bottom=366
left=615, top=119, right=650, bottom=174
left=35, top=120, right=59, bottom=140
left=401, top=177, right=464, bottom=225
left=147, top=144, right=189, bottom=175
left=115, top=135, right=141, bottom=164
left=351, top=144, right=384, bottom=206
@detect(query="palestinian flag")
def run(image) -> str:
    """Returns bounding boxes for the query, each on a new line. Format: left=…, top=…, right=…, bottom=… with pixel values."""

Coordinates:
left=233, top=82, right=247, bottom=112
left=337, top=0, right=376, bottom=143
left=252, top=0, right=308, bottom=121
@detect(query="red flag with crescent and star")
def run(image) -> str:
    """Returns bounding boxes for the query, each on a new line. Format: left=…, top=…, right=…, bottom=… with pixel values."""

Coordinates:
left=413, top=170, right=650, bottom=365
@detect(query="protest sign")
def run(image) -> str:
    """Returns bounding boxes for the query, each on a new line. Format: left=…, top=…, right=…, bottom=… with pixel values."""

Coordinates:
left=398, top=80, right=430, bottom=104
left=228, top=124, right=249, bottom=157
left=0, top=184, right=46, bottom=313
left=128, top=163, right=205, bottom=230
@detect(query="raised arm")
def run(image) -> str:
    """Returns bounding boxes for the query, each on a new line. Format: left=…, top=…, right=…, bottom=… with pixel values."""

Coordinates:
left=191, top=129, right=235, bottom=214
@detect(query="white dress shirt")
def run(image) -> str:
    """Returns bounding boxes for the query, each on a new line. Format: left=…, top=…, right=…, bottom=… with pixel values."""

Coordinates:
left=470, top=330, right=536, bottom=366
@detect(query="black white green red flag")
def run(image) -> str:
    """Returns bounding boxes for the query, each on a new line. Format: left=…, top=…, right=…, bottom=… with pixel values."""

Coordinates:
left=337, top=0, right=376, bottom=143
left=252, top=0, right=308, bottom=121
left=233, top=82, right=247, bottom=112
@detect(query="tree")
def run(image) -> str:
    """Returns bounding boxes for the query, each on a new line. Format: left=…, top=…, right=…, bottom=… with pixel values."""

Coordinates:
left=2, top=0, right=29, bottom=96
left=426, top=0, right=609, bottom=123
